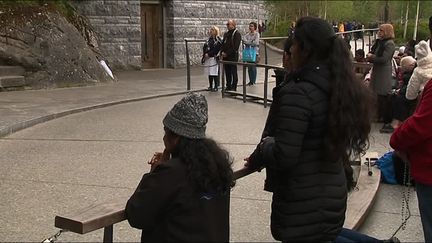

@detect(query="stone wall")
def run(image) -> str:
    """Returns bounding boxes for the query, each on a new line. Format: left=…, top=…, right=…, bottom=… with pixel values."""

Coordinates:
left=167, top=0, right=266, bottom=68
left=71, top=0, right=141, bottom=70
left=72, top=0, right=267, bottom=70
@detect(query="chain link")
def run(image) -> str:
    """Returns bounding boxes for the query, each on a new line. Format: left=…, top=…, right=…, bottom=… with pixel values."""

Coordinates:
left=41, top=229, right=67, bottom=243
left=391, top=159, right=412, bottom=237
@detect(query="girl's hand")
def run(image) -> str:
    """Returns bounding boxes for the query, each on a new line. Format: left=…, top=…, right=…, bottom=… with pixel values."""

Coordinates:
left=148, top=149, right=170, bottom=172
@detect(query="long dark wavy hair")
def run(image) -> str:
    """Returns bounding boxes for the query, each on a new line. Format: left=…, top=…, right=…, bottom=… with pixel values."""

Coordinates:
left=169, top=130, right=235, bottom=195
left=293, top=17, right=373, bottom=190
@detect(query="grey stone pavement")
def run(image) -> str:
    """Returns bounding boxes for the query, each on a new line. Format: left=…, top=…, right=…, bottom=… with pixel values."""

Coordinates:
left=0, top=46, right=425, bottom=242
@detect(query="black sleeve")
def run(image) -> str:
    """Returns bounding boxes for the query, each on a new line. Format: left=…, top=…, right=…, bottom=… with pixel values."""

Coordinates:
left=249, top=85, right=312, bottom=171
left=125, top=163, right=179, bottom=230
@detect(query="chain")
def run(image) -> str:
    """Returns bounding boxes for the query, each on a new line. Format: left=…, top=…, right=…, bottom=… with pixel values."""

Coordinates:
left=41, top=229, right=68, bottom=243
left=391, top=159, right=411, bottom=237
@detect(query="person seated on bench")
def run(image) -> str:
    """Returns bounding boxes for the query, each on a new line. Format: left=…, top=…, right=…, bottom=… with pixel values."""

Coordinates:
left=125, top=93, right=235, bottom=242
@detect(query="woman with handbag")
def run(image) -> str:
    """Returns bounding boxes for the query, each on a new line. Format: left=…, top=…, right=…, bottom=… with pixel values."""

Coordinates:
left=242, top=22, right=260, bottom=86
left=202, top=26, right=222, bottom=91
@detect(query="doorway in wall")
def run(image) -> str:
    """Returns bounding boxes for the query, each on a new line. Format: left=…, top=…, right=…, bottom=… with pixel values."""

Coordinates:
left=140, top=3, right=163, bottom=68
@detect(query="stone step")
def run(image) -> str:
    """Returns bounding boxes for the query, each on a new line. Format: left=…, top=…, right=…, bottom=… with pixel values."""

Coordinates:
left=0, top=66, right=25, bottom=76
left=0, top=75, right=25, bottom=88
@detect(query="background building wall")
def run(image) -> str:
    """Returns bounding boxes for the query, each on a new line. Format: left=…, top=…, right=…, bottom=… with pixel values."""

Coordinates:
left=72, top=0, right=267, bottom=70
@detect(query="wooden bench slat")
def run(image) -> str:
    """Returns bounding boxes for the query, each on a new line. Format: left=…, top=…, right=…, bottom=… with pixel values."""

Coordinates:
left=55, top=202, right=126, bottom=234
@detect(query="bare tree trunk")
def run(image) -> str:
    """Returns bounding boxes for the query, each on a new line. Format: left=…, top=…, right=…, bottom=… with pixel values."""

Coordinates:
left=384, top=0, right=389, bottom=23
left=413, top=0, right=420, bottom=41
left=324, top=0, right=327, bottom=20
left=403, top=1, right=409, bottom=39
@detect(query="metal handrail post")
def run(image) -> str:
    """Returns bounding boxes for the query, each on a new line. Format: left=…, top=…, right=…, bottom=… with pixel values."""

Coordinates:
left=242, top=64, right=247, bottom=103
left=264, top=66, right=269, bottom=108
left=103, top=225, right=113, bottom=243
left=368, top=34, right=371, bottom=53
left=264, top=41, right=268, bottom=65
left=221, top=62, right=225, bottom=98
left=185, top=39, right=191, bottom=90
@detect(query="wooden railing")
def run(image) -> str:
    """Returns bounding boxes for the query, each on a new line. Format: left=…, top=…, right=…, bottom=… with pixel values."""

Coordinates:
left=54, top=152, right=380, bottom=242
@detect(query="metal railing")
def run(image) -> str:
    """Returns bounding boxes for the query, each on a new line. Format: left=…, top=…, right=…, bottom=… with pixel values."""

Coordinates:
left=184, top=28, right=378, bottom=102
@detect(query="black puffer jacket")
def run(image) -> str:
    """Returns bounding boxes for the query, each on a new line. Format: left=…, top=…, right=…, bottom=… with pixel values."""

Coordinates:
left=249, top=63, right=347, bottom=242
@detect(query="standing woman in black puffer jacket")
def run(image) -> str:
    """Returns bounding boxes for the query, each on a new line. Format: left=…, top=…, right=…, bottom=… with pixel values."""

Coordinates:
left=245, top=17, right=373, bottom=242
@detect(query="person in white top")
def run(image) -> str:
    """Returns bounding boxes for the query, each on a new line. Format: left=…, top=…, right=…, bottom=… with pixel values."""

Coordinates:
left=242, top=22, right=260, bottom=85
left=406, top=40, right=432, bottom=100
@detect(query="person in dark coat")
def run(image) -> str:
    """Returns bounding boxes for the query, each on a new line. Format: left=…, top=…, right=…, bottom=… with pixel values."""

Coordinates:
left=220, top=19, right=242, bottom=91
left=126, top=93, right=235, bottom=242
left=366, top=24, right=396, bottom=132
left=245, top=17, right=372, bottom=242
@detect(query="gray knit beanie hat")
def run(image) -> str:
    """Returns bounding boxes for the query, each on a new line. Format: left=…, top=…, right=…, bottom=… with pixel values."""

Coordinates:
left=163, top=93, right=208, bottom=139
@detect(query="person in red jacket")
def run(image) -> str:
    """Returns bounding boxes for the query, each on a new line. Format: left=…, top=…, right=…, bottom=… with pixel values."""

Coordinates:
left=390, top=78, right=432, bottom=242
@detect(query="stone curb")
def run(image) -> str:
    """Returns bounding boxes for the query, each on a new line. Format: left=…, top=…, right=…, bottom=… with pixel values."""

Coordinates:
left=0, top=88, right=206, bottom=138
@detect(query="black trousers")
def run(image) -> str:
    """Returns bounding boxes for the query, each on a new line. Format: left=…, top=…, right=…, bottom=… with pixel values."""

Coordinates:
left=377, top=94, right=392, bottom=124
left=224, top=64, right=238, bottom=90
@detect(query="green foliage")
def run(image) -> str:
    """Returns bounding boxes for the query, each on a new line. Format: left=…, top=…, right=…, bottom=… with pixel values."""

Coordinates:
left=394, top=20, right=431, bottom=45
left=264, top=0, right=432, bottom=42
left=0, top=0, right=75, bottom=18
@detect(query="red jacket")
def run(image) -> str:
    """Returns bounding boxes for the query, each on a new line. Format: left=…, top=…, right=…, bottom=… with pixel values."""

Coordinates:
left=390, top=79, right=432, bottom=185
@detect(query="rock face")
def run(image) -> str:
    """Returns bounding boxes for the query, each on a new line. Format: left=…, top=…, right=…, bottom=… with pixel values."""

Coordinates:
left=0, top=3, right=115, bottom=89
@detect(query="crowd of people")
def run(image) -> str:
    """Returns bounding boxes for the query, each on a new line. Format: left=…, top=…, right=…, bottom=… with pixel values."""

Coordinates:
left=123, top=16, right=432, bottom=242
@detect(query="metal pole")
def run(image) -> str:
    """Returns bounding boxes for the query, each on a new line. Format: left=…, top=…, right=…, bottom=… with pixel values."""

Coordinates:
left=103, top=225, right=113, bottom=243
left=221, top=62, right=225, bottom=98
left=242, top=64, right=247, bottom=103
left=185, top=39, right=191, bottom=90
left=264, top=41, right=268, bottom=65
left=264, top=67, right=268, bottom=108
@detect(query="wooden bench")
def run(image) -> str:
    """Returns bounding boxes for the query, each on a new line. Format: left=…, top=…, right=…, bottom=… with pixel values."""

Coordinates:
left=344, top=152, right=380, bottom=230
left=55, top=152, right=380, bottom=242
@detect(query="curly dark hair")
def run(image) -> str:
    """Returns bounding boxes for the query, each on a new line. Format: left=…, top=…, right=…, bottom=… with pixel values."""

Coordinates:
left=170, top=131, right=235, bottom=195
left=293, top=17, right=373, bottom=190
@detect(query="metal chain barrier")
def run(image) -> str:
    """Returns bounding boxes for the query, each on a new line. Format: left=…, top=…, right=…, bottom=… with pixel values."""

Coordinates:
left=391, top=160, right=412, bottom=237
left=41, top=229, right=68, bottom=243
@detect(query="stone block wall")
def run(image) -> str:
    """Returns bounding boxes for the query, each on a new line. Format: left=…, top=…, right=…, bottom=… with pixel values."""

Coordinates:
left=167, top=0, right=266, bottom=68
left=71, top=0, right=141, bottom=70
left=72, top=0, right=267, bottom=70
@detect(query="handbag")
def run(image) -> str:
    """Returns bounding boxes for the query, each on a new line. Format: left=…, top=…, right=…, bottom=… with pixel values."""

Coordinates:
left=242, top=46, right=256, bottom=63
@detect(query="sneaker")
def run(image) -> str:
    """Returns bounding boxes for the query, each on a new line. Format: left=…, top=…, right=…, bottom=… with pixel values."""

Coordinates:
left=212, top=87, right=218, bottom=92
left=207, top=87, right=212, bottom=91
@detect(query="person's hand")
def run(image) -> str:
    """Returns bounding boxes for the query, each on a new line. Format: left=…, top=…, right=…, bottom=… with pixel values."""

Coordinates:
left=221, top=52, right=227, bottom=58
left=148, top=149, right=170, bottom=172
left=204, top=53, right=209, bottom=59
left=366, top=53, right=374, bottom=61
left=243, top=156, right=250, bottom=167
left=364, top=78, right=370, bottom=87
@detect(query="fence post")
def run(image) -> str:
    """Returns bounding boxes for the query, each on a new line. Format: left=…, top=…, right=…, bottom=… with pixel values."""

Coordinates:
left=264, top=66, right=268, bottom=108
left=185, top=39, right=191, bottom=91
left=242, top=64, right=246, bottom=103
left=103, top=225, right=113, bottom=243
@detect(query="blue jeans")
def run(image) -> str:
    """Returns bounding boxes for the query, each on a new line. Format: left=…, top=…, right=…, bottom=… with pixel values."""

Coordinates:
left=335, top=228, right=381, bottom=243
left=248, top=65, right=257, bottom=84
left=416, top=182, right=432, bottom=242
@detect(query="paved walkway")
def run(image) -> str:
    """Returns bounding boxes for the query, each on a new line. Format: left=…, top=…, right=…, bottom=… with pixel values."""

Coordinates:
left=0, top=47, right=425, bottom=242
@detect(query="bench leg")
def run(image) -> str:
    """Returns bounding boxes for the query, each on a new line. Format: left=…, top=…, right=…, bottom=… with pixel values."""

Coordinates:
left=103, top=225, right=113, bottom=243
